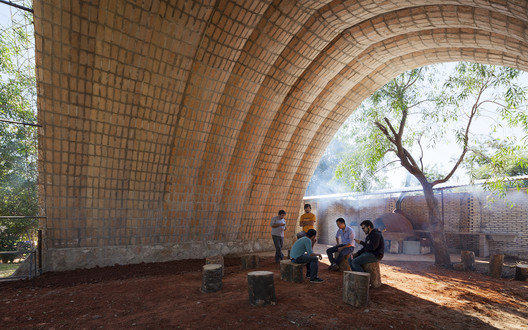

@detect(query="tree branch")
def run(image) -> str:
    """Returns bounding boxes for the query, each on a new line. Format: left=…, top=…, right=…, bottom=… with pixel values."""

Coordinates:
left=374, top=121, right=396, bottom=145
left=432, top=84, right=484, bottom=186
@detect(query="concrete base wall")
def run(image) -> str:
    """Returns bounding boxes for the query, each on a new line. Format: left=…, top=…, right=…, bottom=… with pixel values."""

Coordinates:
left=42, top=238, right=295, bottom=272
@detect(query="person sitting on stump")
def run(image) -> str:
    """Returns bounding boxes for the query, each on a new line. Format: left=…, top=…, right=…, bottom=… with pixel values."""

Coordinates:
left=290, top=229, right=324, bottom=283
left=349, top=220, right=384, bottom=272
left=327, top=217, right=355, bottom=271
left=297, top=204, right=316, bottom=239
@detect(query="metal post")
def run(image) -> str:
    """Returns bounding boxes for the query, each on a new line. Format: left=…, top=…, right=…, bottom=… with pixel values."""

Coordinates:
left=37, top=229, right=42, bottom=275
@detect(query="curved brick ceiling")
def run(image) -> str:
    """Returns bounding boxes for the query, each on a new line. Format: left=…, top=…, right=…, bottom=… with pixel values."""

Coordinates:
left=34, top=0, right=528, bottom=268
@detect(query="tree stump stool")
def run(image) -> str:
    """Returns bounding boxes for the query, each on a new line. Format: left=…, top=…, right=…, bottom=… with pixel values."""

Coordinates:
left=280, top=260, right=304, bottom=283
left=453, top=263, right=466, bottom=271
left=363, top=262, right=382, bottom=288
left=334, top=252, right=351, bottom=272
left=206, top=255, right=224, bottom=276
left=241, top=254, right=259, bottom=269
left=201, top=264, right=222, bottom=293
left=461, top=250, right=475, bottom=271
left=247, top=271, right=276, bottom=306
left=342, top=271, right=370, bottom=307
left=514, top=264, right=528, bottom=281
left=489, top=254, right=504, bottom=278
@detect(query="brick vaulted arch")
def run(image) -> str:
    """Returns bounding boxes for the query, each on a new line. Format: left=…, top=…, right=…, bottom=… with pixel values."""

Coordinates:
left=33, top=0, right=528, bottom=270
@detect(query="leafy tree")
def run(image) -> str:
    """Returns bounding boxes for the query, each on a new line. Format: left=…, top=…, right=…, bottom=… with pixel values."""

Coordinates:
left=465, top=139, right=528, bottom=197
left=0, top=4, right=38, bottom=261
left=335, top=63, right=527, bottom=266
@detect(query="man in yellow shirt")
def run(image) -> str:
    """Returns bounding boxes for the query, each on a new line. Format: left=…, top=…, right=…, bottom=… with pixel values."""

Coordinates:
left=297, top=204, right=316, bottom=238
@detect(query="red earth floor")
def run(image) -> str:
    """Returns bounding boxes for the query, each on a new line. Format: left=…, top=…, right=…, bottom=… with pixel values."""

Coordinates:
left=1, top=256, right=527, bottom=329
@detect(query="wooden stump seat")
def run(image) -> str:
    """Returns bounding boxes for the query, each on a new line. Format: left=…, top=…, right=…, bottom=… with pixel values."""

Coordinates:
left=201, top=264, right=222, bottom=293
left=280, top=260, right=304, bottom=283
left=205, top=255, right=224, bottom=276
left=241, top=254, right=259, bottom=270
left=461, top=250, right=475, bottom=271
left=247, top=271, right=276, bottom=306
left=342, top=271, right=370, bottom=307
left=514, top=264, right=528, bottom=281
left=489, top=254, right=504, bottom=278
left=337, top=253, right=352, bottom=272
left=363, top=262, right=382, bottom=288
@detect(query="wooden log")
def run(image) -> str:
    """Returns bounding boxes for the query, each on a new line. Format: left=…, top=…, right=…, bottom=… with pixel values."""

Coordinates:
left=342, top=271, right=370, bottom=307
left=461, top=251, right=475, bottom=271
left=336, top=253, right=351, bottom=272
left=241, top=254, right=259, bottom=269
left=200, top=264, right=222, bottom=293
left=206, top=255, right=224, bottom=276
left=453, top=263, right=466, bottom=271
left=514, top=264, right=528, bottom=281
left=489, top=254, right=504, bottom=278
left=363, top=262, right=382, bottom=288
left=280, top=260, right=304, bottom=283
left=247, top=271, right=276, bottom=306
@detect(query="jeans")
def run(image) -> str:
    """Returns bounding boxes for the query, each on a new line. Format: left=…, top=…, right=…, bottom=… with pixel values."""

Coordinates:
left=292, top=254, right=319, bottom=280
left=349, top=252, right=379, bottom=272
left=272, top=235, right=284, bottom=263
left=326, top=244, right=354, bottom=266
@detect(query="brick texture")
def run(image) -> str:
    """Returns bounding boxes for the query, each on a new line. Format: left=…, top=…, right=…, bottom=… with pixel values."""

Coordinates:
left=305, top=188, right=528, bottom=258
left=33, top=1, right=528, bottom=270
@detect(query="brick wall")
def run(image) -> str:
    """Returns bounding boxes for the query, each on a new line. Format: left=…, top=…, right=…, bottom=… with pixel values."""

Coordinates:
left=306, top=188, right=528, bottom=258
left=33, top=1, right=528, bottom=271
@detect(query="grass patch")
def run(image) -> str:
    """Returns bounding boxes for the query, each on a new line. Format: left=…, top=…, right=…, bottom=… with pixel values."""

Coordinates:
left=0, top=263, right=20, bottom=278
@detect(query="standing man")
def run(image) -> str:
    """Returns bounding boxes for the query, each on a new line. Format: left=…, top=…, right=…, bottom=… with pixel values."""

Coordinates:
left=349, top=220, right=384, bottom=272
left=270, top=209, right=287, bottom=263
left=290, top=229, right=324, bottom=283
left=297, top=203, right=316, bottom=239
left=326, top=218, right=355, bottom=271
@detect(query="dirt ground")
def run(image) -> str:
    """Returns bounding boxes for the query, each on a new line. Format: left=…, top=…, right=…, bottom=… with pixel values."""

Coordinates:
left=1, top=254, right=528, bottom=329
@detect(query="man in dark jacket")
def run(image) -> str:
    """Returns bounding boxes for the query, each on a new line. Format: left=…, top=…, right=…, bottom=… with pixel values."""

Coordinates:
left=349, top=220, right=384, bottom=272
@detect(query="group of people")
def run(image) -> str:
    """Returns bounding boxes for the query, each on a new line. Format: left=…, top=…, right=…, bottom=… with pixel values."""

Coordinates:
left=270, top=204, right=384, bottom=283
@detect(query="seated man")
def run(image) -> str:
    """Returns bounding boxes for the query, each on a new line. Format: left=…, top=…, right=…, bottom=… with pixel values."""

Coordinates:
left=349, top=220, right=384, bottom=272
left=290, top=229, right=324, bottom=283
left=326, top=218, right=355, bottom=271
left=297, top=204, right=316, bottom=239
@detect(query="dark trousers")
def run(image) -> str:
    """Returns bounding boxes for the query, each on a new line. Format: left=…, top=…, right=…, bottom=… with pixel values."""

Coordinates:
left=349, top=252, right=379, bottom=272
left=326, top=244, right=354, bottom=266
left=292, top=254, right=318, bottom=280
left=272, top=235, right=284, bottom=263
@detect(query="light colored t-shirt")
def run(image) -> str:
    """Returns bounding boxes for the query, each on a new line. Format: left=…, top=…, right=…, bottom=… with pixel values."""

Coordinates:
left=299, top=212, right=316, bottom=232
left=336, top=225, right=355, bottom=247
left=290, top=236, right=313, bottom=259
left=270, top=216, right=286, bottom=237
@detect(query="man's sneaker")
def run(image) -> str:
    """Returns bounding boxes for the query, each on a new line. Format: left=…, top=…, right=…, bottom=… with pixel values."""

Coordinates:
left=310, top=277, right=324, bottom=283
left=306, top=274, right=310, bottom=278
left=330, top=264, right=339, bottom=271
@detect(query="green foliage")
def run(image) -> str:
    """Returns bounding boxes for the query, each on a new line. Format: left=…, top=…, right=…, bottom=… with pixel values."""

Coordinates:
left=0, top=5, right=38, bottom=259
left=465, top=139, right=528, bottom=198
left=333, top=62, right=528, bottom=192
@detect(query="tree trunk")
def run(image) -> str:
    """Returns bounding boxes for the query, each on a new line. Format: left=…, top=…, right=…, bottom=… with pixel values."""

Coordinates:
left=421, top=181, right=451, bottom=266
